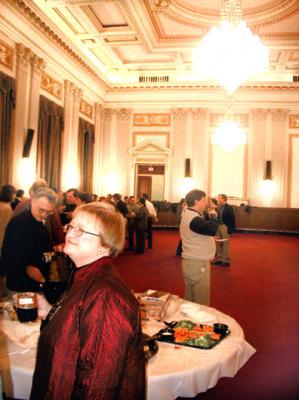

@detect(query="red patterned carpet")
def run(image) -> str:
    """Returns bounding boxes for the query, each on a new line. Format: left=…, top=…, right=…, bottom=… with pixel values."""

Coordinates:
left=115, top=231, right=299, bottom=400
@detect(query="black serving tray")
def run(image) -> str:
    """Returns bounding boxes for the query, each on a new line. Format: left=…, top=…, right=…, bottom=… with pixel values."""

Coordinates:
left=156, top=320, right=230, bottom=350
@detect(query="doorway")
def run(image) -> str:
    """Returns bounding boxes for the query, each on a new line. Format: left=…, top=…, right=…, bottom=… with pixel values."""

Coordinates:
left=136, top=164, right=165, bottom=200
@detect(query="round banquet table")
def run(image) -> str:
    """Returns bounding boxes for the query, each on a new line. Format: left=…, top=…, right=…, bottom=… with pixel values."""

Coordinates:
left=143, top=300, right=256, bottom=400
left=0, top=299, right=255, bottom=400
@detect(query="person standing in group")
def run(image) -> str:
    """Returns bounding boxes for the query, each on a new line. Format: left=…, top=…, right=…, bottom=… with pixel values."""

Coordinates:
left=214, top=194, right=235, bottom=267
left=0, top=185, right=16, bottom=298
left=30, top=202, right=145, bottom=400
left=126, top=196, right=139, bottom=252
left=180, top=189, right=218, bottom=305
left=13, top=179, right=65, bottom=250
left=142, top=193, right=157, bottom=249
left=1, top=188, right=57, bottom=293
left=176, top=198, right=186, bottom=256
left=10, top=189, right=24, bottom=210
left=135, top=198, right=149, bottom=254
left=113, top=193, right=128, bottom=218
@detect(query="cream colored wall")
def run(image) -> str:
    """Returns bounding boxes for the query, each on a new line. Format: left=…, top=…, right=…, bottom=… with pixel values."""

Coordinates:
left=1, top=7, right=299, bottom=206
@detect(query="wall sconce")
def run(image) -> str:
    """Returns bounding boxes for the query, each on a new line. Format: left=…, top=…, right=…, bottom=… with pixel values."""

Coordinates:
left=264, top=160, right=272, bottom=180
left=22, top=128, right=34, bottom=157
left=185, top=158, right=191, bottom=177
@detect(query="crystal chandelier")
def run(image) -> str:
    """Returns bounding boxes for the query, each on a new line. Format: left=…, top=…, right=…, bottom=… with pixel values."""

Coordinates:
left=212, top=105, right=247, bottom=152
left=193, top=0, right=269, bottom=94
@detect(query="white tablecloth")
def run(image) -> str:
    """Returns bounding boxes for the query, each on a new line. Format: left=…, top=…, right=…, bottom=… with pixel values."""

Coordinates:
left=0, top=300, right=255, bottom=400
left=143, top=300, right=256, bottom=400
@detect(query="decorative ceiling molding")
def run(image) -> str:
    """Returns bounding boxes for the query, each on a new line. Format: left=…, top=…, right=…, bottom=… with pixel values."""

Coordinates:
left=10, top=0, right=108, bottom=87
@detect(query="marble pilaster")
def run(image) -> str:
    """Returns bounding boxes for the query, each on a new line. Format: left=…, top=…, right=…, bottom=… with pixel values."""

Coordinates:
left=270, top=109, right=289, bottom=207
left=28, top=55, right=45, bottom=168
left=61, top=80, right=77, bottom=190
left=248, top=109, right=268, bottom=206
left=191, top=108, right=208, bottom=191
left=93, top=103, right=103, bottom=194
left=116, top=108, right=132, bottom=195
left=11, top=44, right=32, bottom=189
left=171, top=108, right=188, bottom=201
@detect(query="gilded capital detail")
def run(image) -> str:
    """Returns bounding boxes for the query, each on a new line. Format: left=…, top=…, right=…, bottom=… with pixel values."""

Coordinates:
left=270, top=109, right=289, bottom=121
left=171, top=108, right=188, bottom=120
left=31, top=55, right=45, bottom=75
left=191, top=108, right=207, bottom=120
left=251, top=109, right=268, bottom=121
left=116, top=108, right=132, bottom=121
left=16, top=43, right=32, bottom=69
left=103, top=108, right=115, bottom=121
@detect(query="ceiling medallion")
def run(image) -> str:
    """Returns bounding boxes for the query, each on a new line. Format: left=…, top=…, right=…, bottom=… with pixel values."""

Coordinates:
left=193, top=0, right=269, bottom=94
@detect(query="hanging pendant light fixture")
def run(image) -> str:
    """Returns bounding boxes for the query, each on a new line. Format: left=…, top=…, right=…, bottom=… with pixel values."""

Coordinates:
left=193, top=0, right=269, bottom=94
left=212, top=102, right=247, bottom=152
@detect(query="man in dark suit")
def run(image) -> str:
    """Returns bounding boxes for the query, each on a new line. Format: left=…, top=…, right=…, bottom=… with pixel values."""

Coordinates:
left=214, top=194, right=235, bottom=267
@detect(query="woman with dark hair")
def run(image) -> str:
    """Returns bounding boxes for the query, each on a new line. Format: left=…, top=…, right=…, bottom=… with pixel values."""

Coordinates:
left=30, top=202, right=145, bottom=399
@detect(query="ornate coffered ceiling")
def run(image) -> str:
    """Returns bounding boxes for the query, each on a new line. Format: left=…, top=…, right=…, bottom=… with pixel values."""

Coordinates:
left=4, top=0, right=299, bottom=89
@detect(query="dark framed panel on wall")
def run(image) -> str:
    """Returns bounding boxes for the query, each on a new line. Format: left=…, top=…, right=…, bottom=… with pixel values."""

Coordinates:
left=78, top=118, right=95, bottom=192
left=37, top=95, right=64, bottom=190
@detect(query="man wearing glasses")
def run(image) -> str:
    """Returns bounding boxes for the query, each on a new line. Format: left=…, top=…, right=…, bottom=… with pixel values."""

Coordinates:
left=0, top=188, right=57, bottom=295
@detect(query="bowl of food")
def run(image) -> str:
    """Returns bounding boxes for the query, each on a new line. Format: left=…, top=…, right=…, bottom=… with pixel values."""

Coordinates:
left=213, top=323, right=229, bottom=335
left=158, top=327, right=175, bottom=342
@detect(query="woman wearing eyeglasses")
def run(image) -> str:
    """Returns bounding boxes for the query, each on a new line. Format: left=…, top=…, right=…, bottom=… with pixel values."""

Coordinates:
left=30, top=203, right=146, bottom=400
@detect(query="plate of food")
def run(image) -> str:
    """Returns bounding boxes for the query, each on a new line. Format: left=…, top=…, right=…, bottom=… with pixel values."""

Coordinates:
left=156, top=320, right=230, bottom=349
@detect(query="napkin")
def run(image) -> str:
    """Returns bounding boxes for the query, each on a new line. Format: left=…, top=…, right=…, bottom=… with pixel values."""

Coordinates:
left=0, top=317, right=40, bottom=349
left=179, top=303, right=216, bottom=324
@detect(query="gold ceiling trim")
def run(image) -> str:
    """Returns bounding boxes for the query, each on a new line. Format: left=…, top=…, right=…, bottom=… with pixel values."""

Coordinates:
left=12, top=0, right=108, bottom=88
left=107, top=83, right=299, bottom=92
left=145, top=0, right=299, bottom=40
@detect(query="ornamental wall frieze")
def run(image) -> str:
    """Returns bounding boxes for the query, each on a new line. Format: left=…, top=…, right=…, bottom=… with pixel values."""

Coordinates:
left=210, top=114, right=249, bottom=127
left=80, top=100, right=93, bottom=120
left=41, top=73, right=63, bottom=100
left=0, top=39, right=13, bottom=70
left=11, top=0, right=106, bottom=86
left=134, top=113, right=170, bottom=126
left=289, top=115, right=299, bottom=129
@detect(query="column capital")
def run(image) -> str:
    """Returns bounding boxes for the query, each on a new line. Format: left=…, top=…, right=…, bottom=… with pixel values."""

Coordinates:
left=251, top=108, right=268, bottom=121
left=116, top=108, right=132, bottom=121
left=31, top=55, right=45, bottom=75
left=16, top=43, right=32, bottom=70
left=191, top=108, right=208, bottom=119
left=64, top=79, right=75, bottom=94
left=270, top=108, right=289, bottom=121
left=95, top=103, right=103, bottom=116
left=171, top=108, right=188, bottom=120
left=103, top=108, right=115, bottom=121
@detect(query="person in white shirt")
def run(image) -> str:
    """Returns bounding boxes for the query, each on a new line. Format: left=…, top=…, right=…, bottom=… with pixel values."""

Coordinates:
left=142, top=193, right=157, bottom=249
